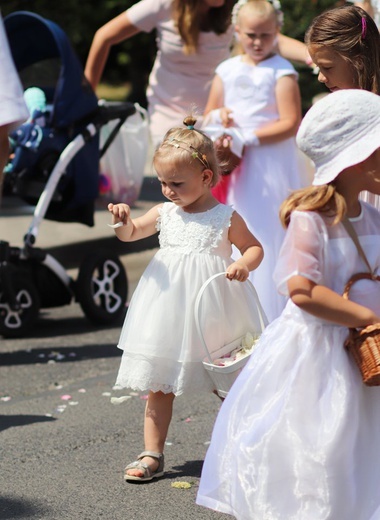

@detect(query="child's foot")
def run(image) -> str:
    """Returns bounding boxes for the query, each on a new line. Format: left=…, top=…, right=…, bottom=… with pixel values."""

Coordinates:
left=124, top=451, right=164, bottom=482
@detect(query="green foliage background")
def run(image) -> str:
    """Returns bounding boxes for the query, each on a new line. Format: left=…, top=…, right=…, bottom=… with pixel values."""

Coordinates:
left=2, top=0, right=338, bottom=110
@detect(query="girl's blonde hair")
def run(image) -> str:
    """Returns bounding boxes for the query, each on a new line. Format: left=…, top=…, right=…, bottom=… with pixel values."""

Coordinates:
left=154, top=115, right=220, bottom=188
left=279, top=184, right=347, bottom=229
left=232, top=1, right=280, bottom=56
left=305, top=5, right=380, bottom=94
left=172, top=0, right=235, bottom=55
left=235, top=0, right=279, bottom=27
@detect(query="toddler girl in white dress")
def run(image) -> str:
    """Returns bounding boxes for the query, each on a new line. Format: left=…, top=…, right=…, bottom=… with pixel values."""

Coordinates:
left=108, top=115, right=264, bottom=482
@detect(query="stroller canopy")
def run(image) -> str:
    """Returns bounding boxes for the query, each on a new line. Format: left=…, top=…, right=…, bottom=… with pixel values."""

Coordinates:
left=4, top=11, right=98, bottom=128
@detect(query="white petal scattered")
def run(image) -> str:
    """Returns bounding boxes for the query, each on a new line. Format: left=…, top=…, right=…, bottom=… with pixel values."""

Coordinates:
left=107, top=222, right=124, bottom=228
left=102, top=392, right=112, bottom=397
left=110, top=396, right=132, bottom=405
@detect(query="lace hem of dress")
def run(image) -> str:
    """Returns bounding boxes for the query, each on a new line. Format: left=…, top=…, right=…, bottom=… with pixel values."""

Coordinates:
left=114, top=378, right=182, bottom=395
left=114, top=374, right=214, bottom=396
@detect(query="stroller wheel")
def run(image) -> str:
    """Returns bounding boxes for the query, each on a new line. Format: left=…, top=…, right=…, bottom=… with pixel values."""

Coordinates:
left=76, top=253, right=128, bottom=325
left=0, top=276, right=40, bottom=338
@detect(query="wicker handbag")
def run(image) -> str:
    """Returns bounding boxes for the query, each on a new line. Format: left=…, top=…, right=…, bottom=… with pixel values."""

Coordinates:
left=342, top=219, right=380, bottom=386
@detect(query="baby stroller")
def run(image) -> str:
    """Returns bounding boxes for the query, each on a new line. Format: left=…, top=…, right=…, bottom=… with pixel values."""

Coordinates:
left=0, top=11, right=147, bottom=338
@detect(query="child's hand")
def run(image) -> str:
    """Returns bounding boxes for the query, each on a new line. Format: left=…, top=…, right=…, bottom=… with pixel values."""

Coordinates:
left=225, top=261, right=249, bottom=282
left=108, top=203, right=130, bottom=226
left=220, top=107, right=234, bottom=128
left=363, top=312, right=380, bottom=327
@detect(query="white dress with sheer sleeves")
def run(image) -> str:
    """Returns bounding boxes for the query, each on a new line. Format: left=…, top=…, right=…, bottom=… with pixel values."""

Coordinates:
left=197, top=204, right=380, bottom=520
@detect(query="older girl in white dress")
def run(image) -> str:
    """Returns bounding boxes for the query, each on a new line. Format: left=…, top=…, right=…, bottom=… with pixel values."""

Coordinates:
left=204, top=0, right=305, bottom=322
left=197, top=89, right=380, bottom=519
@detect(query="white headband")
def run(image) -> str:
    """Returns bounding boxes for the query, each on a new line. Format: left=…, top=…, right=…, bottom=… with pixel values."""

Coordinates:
left=232, top=0, right=284, bottom=26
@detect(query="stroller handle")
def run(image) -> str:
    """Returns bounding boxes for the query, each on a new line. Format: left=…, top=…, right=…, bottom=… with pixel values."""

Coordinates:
left=94, top=101, right=136, bottom=126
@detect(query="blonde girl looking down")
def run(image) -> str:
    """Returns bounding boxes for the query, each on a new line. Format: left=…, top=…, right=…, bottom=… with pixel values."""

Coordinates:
left=108, top=116, right=263, bottom=482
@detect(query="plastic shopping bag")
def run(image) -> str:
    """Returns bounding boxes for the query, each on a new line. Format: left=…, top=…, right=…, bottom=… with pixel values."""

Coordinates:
left=99, top=103, right=149, bottom=206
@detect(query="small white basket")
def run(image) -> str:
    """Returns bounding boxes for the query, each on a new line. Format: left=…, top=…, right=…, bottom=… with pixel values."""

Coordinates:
left=194, top=272, right=267, bottom=398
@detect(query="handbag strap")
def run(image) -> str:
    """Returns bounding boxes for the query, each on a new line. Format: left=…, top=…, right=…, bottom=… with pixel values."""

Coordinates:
left=343, top=217, right=374, bottom=276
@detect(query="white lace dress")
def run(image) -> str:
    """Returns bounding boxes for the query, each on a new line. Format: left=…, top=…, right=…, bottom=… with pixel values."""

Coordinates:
left=115, top=202, right=264, bottom=396
left=197, top=204, right=380, bottom=520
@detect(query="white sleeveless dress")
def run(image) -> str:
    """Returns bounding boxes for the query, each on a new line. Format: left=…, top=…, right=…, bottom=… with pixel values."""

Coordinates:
left=216, top=54, right=305, bottom=322
left=197, top=204, right=380, bottom=520
left=115, top=202, right=265, bottom=396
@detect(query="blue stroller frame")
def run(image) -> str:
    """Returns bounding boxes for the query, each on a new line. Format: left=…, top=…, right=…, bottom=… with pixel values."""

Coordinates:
left=0, top=11, right=139, bottom=337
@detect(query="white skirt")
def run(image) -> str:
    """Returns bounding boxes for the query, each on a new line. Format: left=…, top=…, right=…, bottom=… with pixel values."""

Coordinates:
left=197, top=302, right=380, bottom=520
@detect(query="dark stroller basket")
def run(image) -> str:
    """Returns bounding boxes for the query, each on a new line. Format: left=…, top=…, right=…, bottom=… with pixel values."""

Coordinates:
left=0, top=11, right=141, bottom=337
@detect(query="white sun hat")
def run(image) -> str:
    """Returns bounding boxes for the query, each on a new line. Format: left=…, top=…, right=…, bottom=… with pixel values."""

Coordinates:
left=296, top=89, right=380, bottom=186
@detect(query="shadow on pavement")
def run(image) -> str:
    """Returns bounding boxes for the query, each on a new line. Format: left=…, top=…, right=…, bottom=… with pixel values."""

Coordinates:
left=0, top=414, right=57, bottom=432
left=0, top=495, right=49, bottom=519
left=0, top=344, right=120, bottom=367
left=167, top=459, right=204, bottom=479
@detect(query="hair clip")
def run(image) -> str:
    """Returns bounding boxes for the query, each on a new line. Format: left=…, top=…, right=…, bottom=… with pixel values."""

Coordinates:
left=187, top=125, right=194, bottom=130
left=165, top=137, right=210, bottom=169
left=361, top=17, right=367, bottom=39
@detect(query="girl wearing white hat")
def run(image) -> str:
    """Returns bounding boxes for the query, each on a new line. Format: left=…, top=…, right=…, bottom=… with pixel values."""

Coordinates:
left=197, top=89, right=380, bottom=520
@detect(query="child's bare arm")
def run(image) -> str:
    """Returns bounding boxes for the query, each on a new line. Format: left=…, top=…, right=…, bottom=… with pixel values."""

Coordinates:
left=204, top=75, right=225, bottom=115
left=227, top=212, right=264, bottom=281
left=108, top=202, right=162, bottom=242
left=253, top=75, right=301, bottom=145
left=204, top=75, right=234, bottom=127
left=288, top=275, right=380, bottom=328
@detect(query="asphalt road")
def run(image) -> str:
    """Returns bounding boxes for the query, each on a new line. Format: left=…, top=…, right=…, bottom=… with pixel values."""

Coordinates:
left=0, top=181, right=229, bottom=520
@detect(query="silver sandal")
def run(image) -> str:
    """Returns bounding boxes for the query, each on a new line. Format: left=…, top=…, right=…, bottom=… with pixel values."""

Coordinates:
left=124, top=451, right=164, bottom=482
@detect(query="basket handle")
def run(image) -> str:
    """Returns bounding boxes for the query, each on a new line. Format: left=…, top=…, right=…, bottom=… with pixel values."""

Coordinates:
left=342, top=272, right=380, bottom=336
left=343, top=272, right=380, bottom=300
left=194, top=272, right=268, bottom=364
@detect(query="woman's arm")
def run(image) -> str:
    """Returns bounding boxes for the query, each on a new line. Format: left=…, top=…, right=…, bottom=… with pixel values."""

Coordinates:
left=0, top=125, right=10, bottom=181
left=227, top=212, right=264, bottom=281
left=108, top=202, right=162, bottom=242
left=277, top=33, right=311, bottom=66
left=85, top=13, right=141, bottom=90
left=288, top=275, right=380, bottom=328
left=253, top=74, right=301, bottom=145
